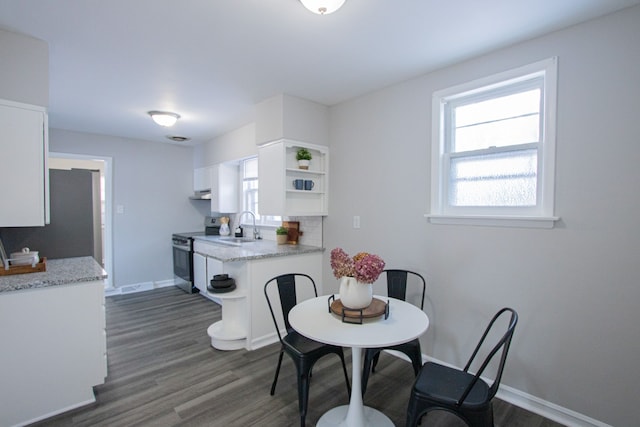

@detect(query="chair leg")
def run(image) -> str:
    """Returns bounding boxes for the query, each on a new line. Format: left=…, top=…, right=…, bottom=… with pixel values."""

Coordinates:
left=407, top=346, right=423, bottom=377
left=361, top=349, right=378, bottom=397
left=405, top=397, right=420, bottom=427
left=371, top=351, right=381, bottom=372
left=270, top=349, right=285, bottom=395
left=298, top=370, right=311, bottom=427
left=339, top=352, right=351, bottom=398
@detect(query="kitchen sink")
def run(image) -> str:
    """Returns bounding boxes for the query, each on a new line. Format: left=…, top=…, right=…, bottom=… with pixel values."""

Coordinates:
left=214, top=237, right=258, bottom=246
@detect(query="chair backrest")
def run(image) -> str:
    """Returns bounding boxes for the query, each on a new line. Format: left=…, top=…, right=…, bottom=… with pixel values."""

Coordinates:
left=264, top=273, right=318, bottom=343
left=458, top=307, right=518, bottom=405
left=384, top=269, right=426, bottom=310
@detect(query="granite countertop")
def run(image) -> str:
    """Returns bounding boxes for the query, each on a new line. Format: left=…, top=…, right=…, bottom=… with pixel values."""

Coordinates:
left=193, top=236, right=324, bottom=262
left=0, top=256, right=107, bottom=293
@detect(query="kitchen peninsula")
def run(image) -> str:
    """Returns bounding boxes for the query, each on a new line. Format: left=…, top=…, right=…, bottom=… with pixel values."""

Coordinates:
left=0, top=256, right=107, bottom=427
left=193, top=237, right=324, bottom=350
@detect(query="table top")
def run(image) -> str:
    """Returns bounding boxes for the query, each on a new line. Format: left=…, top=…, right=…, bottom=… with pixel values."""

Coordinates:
left=289, top=295, right=429, bottom=348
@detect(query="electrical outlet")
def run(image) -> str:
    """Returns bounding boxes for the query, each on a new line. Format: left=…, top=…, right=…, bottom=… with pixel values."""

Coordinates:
left=353, top=215, right=360, bottom=229
left=116, top=205, right=125, bottom=214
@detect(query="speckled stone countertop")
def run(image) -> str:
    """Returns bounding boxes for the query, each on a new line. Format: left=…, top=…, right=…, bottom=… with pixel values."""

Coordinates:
left=0, top=256, right=107, bottom=293
left=193, top=236, right=324, bottom=262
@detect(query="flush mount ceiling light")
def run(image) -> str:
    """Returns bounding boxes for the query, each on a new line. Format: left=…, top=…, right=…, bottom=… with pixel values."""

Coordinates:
left=300, top=0, right=346, bottom=15
left=148, top=110, right=180, bottom=127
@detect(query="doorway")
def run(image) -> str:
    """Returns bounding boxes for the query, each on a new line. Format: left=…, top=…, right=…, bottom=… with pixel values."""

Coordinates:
left=49, top=152, right=113, bottom=289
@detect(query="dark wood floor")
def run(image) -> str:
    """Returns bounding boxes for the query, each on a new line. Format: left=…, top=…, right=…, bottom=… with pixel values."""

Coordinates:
left=30, top=287, right=564, bottom=427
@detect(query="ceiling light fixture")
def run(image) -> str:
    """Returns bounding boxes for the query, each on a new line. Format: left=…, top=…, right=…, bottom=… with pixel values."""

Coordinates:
left=148, top=110, right=180, bottom=127
left=300, top=0, right=346, bottom=15
left=166, top=135, right=190, bottom=143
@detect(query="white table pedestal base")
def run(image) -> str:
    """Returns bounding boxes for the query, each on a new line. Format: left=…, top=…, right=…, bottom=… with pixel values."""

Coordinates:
left=317, top=405, right=394, bottom=427
left=316, top=347, right=395, bottom=427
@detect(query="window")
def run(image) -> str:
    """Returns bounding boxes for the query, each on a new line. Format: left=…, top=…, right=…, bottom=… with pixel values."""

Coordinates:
left=429, top=57, right=559, bottom=228
left=240, top=157, right=281, bottom=226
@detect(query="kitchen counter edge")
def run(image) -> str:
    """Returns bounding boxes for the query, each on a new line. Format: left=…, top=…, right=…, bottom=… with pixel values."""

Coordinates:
left=0, top=256, right=107, bottom=293
left=193, top=236, right=325, bottom=262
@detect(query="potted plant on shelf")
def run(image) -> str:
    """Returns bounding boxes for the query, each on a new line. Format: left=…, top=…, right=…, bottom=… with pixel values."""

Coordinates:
left=296, top=148, right=312, bottom=170
left=275, top=226, right=289, bottom=245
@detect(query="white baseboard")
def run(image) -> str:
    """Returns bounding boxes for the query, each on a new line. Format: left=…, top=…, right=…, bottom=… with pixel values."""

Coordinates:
left=108, top=279, right=178, bottom=296
left=414, top=353, right=612, bottom=427
left=249, top=332, right=279, bottom=351
left=154, top=279, right=175, bottom=289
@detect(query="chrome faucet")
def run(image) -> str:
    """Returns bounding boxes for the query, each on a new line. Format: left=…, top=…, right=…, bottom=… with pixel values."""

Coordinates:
left=237, top=210, right=260, bottom=239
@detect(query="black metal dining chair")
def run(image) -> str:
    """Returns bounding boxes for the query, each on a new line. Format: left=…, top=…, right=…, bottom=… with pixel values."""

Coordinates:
left=264, top=273, right=351, bottom=427
left=405, top=307, right=518, bottom=427
left=361, top=269, right=426, bottom=396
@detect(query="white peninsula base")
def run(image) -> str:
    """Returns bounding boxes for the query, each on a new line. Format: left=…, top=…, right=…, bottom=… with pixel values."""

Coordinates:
left=0, top=281, right=107, bottom=427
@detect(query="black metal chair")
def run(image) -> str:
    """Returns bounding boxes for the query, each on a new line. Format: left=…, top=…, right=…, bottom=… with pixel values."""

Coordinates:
left=361, top=269, right=426, bottom=396
left=264, top=273, right=351, bottom=427
left=405, top=307, right=518, bottom=427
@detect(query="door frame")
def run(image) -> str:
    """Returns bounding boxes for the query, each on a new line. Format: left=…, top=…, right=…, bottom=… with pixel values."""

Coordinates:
left=49, top=152, right=113, bottom=288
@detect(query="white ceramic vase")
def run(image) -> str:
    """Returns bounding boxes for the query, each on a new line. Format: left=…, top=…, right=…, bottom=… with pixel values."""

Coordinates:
left=339, top=276, right=373, bottom=309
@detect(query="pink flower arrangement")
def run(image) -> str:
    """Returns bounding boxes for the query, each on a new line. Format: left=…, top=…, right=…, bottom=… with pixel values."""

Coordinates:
left=330, top=248, right=385, bottom=284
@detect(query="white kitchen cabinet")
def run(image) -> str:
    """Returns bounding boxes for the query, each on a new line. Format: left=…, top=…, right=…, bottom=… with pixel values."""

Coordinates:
left=193, top=166, right=212, bottom=192
left=192, top=238, right=323, bottom=351
left=193, top=251, right=208, bottom=293
left=0, top=280, right=106, bottom=427
left=193, top=163, right=239, bottom=213
left=0, top=99, right=49, bottom=226
left=210, top=163, right=239, bottom=213
left=258, top=139, right=328, bottom=216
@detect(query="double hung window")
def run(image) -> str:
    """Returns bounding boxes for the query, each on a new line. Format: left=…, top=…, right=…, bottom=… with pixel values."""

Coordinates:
left=429, top=57, right=558, bottom=228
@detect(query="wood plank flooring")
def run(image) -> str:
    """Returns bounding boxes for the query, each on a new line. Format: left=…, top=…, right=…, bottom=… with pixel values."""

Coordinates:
left=29, top=287, right=565, bottom=427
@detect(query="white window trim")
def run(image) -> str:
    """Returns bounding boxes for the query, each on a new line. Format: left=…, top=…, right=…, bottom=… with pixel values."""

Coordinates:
left=427, top=57, right=560, bottom=228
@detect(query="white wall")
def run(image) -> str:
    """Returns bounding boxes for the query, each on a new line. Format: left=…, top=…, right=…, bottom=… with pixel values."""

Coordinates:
left=50, top=129, right=206, bottom=288
left=194, top=122, right=256, bottom=167
left=0, top=28, right=48, bottom=106
left=325, top=6, right=640, bottom=427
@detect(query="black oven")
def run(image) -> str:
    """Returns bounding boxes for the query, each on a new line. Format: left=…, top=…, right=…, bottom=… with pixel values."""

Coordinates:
left=172, top=232, right=204, bottom=294
left=172, top=218, right=221, bottom=294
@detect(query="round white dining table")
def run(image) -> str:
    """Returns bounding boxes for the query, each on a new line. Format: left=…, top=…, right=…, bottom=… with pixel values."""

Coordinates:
left=288, top=295, right=429, bottom=427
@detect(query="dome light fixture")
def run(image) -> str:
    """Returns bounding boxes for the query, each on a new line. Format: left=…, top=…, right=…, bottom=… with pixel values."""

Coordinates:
left=300, top=0, right=346, bottom=15
left=148, top=110, right=180, bottom=127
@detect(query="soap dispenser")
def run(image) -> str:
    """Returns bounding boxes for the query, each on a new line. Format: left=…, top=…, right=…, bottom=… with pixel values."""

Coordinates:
left=234, top=225, right=243, bottom=238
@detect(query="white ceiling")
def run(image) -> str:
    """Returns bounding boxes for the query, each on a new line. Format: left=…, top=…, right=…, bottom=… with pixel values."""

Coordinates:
left=1, top=0, right=638, bottom=145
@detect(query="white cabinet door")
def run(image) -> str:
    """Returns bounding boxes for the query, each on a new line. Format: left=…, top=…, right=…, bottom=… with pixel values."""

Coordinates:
left=0, top=100, right=48, bottom=226
left=193, top=252, right=208, bottom=293
left=193, top=166, right=212, bottom=192
left=210, top=163, right=239, bottom=213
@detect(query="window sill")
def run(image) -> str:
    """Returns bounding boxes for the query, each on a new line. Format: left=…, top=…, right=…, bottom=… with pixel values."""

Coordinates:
left=425, top=214, right=559, bottom=229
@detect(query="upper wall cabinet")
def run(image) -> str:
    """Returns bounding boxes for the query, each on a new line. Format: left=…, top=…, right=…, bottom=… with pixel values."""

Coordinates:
left=211, top=163, right=239, bottom=213
left=0, top=99, right=49, bottom=227
left=194, top=164, right=239, bottom=213
left=258, top=139, right=328, bottom=216
left=193, top=166, right=212, bottom=192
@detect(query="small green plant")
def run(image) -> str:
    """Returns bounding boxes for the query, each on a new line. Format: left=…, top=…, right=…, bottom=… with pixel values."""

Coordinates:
left=275, top=226, right=288, bottom=235
left=296, top=148, right=312, bottom=161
